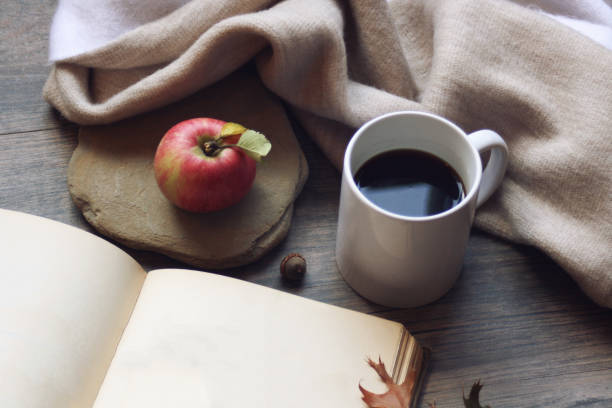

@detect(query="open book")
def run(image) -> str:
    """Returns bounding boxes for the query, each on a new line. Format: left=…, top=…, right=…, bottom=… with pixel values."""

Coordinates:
left=0, top=209, right=427, bottom=407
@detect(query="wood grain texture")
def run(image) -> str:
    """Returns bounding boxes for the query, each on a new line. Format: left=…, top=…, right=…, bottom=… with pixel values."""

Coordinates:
left=1, top=1, right=610, bottom=407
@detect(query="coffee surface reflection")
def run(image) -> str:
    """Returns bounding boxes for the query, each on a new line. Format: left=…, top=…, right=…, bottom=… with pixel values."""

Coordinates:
left=354, top=149, right=465, bottom=217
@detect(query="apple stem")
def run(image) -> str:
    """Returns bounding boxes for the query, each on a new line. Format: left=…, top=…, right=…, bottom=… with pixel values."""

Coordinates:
left=202, top=140, right=240, bottom=157
left=202, top=141, right=222, bottom=156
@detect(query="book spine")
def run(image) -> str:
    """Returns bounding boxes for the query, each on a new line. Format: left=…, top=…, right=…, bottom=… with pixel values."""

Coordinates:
left=392, top=328, right=428, bottom=407
left=392, top=327, right=417, bottom=382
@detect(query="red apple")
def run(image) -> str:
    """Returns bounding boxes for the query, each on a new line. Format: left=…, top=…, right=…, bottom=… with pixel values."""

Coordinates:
left=153, top=117, right=270, bottom=213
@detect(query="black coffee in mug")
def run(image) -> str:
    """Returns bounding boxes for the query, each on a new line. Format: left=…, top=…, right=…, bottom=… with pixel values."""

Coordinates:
left=354, top=149, right=465, bottom=217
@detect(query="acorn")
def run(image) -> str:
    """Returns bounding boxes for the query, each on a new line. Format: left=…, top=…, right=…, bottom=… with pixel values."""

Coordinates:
left=280, top=253, right=306, bottom=281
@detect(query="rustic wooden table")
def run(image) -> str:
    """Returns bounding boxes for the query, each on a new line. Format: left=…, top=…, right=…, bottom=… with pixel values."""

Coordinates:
left=2, top=1, right=611, bottom=407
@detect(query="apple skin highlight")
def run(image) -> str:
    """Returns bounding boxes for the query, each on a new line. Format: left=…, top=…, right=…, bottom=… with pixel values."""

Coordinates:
left=154, top=118, right=256, bottom=213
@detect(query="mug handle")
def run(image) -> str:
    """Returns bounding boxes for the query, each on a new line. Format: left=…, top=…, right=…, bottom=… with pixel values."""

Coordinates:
left=467, top=130, right=508, bottom=207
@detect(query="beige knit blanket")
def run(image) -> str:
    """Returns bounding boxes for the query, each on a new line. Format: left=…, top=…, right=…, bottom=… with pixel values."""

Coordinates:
left=43, top=0, right=612, bottom=307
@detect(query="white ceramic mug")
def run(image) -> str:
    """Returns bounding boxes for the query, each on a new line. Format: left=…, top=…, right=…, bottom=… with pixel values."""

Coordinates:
left=335, top=111, right=508, bottom=308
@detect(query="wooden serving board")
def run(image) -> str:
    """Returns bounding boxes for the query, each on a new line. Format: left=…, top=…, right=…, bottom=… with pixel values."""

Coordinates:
left=68, top=69, right=308, bottom=269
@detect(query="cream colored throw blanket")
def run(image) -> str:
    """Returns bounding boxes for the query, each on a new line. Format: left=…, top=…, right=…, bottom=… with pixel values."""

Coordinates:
left=43, top=0, right=612, bottom=307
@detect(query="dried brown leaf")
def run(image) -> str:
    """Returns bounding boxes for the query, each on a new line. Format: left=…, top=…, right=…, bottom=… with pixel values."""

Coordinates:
left=359, top=357, right=417, bottom=408
left=463, top=380, right=491, bottom=408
